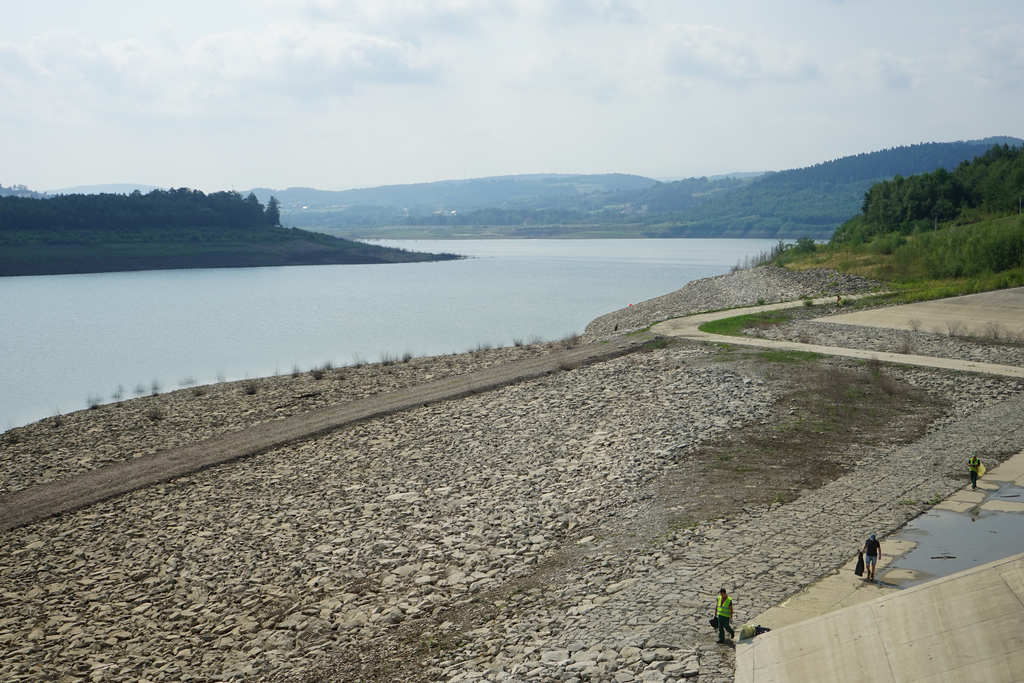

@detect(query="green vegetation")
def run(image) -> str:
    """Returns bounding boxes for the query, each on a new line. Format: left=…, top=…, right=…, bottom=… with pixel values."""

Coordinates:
left=833, top=144, right=1024, bottom=245
left=757, top=350, right=822, bottom=363
left=698, top=311, right=793, bottom=336
left=773, top=143, right=1024, bottom=301
left=641, top=337, right=672, bottom=351
left=0, top=188, right=459, bottom=276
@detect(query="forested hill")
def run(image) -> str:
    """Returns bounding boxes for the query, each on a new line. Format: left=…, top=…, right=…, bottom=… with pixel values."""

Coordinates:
left=275, top=137, right=1021, bottom=240
left=649, top=138, right=1024, bottom=239
left=757, top=137, right=1021, bottom=187
left=0, top=189, right=458, bottom=277
left=832, top=143, right=1024, bottom=244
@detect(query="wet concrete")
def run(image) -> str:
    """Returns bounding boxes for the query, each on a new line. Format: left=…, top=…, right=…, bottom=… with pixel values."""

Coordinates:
left=879, top=479, right=1024, bottom=588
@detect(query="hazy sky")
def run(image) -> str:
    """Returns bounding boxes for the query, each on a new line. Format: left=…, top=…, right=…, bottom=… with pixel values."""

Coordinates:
left=2, top=0, right=1022, bottom=192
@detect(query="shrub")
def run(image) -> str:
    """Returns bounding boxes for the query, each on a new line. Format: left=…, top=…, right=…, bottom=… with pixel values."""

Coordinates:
left=146, top=405, right=164, bottom=421
left=560, top=334, right=581, bottom=349
left=243, top=381, right=259, bottom=395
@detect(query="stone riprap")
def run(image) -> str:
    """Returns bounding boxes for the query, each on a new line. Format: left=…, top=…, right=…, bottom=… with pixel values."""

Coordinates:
left=0, top=345, right=779, bottom=681
left=584, top=266, right=881, bottom=340
left=0, top=342, right=565, bottom=496
left=757, top=319, right=1024, bottom=367
left=3, top=266, right=1024, bottom=682
left=2, top=353, right=1022, bottom=681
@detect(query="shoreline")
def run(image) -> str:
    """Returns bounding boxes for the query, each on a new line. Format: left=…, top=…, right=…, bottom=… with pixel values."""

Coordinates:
left=3, top=266, right=1024, bottom=681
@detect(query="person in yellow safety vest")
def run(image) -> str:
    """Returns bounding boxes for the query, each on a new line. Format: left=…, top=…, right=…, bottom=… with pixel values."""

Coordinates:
left=716, top=588, right=735, bottom=643
left=969, top=455, right=981, bottom=490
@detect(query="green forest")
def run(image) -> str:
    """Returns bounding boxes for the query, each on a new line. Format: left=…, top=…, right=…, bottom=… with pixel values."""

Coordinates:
left=778, top=143, right=1024, bottom=286
left=0, top=189, right=458, bottom=276
left=833, top=144, right=1024, bottom=244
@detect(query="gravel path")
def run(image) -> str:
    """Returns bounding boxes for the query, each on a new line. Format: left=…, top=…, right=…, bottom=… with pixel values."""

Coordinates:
left=584, top=266, right=881, bottom=340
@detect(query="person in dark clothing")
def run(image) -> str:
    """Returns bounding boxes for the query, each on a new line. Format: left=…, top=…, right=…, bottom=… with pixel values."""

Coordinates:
left=716, top=588, right=735, bottom=643
left=862, top=534, right=881, bottom=581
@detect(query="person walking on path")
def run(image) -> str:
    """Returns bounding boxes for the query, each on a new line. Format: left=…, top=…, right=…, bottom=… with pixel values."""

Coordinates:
left=862, top=534, right=881, bottom=582
left=716, top=588, right=735, bottom=643
left=969, top=454, right=982, bottom=489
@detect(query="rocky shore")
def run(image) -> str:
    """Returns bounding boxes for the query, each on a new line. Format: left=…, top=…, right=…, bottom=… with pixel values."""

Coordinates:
left=2, top=266, right=1023, bottom=682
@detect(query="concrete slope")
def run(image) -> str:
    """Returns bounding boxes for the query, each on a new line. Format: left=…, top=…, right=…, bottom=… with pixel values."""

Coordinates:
left=821, top=286, right=1024, bottom=338
left=735, top=551, right=1024, bottom=683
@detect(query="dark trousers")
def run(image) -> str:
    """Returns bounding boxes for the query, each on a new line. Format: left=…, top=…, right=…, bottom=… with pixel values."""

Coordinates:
left=718, top=615, right=734, bottom=641
left=971, top=470, right=978, bottom=488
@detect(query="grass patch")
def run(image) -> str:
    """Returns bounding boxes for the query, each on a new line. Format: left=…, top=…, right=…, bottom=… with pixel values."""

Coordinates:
left=757, top=350, right=822, bottom=363
left=698, top=310, right=793, bottom=336
left=776, top=215, right=1024, bottom=304
left=641, top=337, right=671, bottom=352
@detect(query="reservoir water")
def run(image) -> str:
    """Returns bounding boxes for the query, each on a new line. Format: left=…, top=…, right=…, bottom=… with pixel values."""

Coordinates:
left=0, top=238, right=777, bottom=431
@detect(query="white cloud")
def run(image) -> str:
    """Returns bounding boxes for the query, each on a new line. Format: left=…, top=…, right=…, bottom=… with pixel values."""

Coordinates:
left=956, top=24, right=1024, bottom=88
left=833, top=49, right=919, bottom=92
left=0, top=25, right=434, bottom=123
left=658, top=24, right=821, bottom=86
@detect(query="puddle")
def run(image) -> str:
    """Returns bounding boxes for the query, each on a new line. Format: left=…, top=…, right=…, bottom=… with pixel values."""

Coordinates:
left=880, top=482, right=1024, bottom=588
left=992, top=484, right=1024, bottom=499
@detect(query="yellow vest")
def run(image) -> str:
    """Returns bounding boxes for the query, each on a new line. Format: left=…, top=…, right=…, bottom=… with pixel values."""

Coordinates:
left=969, top=457, right=980, bottom=473
left=717, top=595, right=733, bottom=618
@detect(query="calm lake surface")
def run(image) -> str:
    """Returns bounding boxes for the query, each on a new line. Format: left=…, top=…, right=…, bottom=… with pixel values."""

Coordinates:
left=0, top=238, right=777, bottom=431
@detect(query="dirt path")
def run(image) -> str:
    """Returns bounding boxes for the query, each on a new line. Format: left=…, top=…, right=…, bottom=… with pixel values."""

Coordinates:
left=0, top=335, right=651, bottom=532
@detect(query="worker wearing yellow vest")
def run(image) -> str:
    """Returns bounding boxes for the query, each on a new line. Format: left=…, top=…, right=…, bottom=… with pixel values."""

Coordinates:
left=969, top=455, right=981, bottom=489
left=716, top=588, right=735, bottom=643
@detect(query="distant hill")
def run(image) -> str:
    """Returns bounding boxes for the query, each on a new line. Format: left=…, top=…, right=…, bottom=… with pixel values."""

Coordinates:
left=0, top=189, right=458, bottom=277
left=250, top=173, right=658, bottom=213
left=274, top=137, right=1022, bottom=240
left=646, top=138, right=1024, bottom=239
left=48, top=183, right=163, bottom=195
left=10, top=137, right=1020, bottom=245
left=0, top=184, right=46, bottom=199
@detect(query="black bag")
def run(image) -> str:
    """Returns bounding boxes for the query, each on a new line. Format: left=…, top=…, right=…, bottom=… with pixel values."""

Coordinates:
left=709, top=615, right=719, bottom=628
left=854, top=551, right=865, bottom=577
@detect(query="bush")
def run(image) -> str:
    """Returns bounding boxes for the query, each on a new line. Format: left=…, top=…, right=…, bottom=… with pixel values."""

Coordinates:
left=870, top=233, right=907, bottom=255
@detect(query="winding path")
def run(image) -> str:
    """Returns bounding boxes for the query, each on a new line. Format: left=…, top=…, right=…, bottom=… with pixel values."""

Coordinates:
left=652, top=292, right=1024, bottom=380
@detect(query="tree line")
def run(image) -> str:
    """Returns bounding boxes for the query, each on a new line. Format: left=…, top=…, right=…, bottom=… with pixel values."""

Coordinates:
left=0, top=188, right=281, bottom=244
left=833, top=144, right=1024, bottom=244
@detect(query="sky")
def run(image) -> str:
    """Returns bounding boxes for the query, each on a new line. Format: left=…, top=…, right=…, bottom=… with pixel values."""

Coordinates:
left=2, top=0, right=1022, bottom=193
